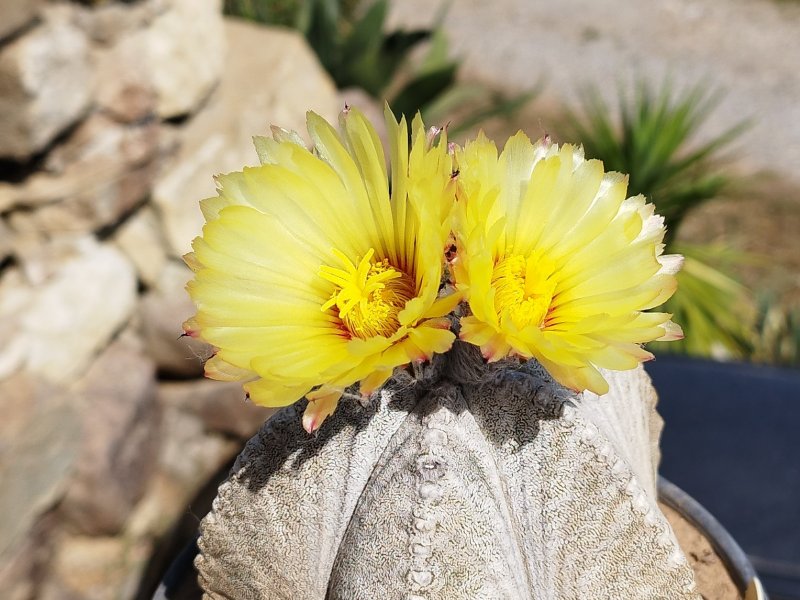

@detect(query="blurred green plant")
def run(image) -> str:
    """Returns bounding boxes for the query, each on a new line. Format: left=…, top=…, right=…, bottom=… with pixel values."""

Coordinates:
left=657, top=243, right=755, bottom=358
left=750, top=294, right=800, bottom=367
left=566, top=79, right=753, bottom=358
left=224, top=0, right=536, bottom=132
left=223, top=0, right=305, bottom=27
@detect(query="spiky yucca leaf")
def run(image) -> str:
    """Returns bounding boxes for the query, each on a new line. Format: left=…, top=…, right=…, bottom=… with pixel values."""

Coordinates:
left=751, top=295, right=800, bottom=367
left=567, top=80, right=748, bottom=244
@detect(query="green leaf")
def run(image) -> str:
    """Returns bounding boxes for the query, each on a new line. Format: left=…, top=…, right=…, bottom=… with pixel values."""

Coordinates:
left=337, top=0, right=432, bottom=96
left=305, top=0, right=342, bottom=77
left=390, top=63, right=458, bottom=120
left=341, top=0, right=388, bottom=61
left=568, top=79, right=749, bottom=239
left=417, top=28, right=450, bottom=76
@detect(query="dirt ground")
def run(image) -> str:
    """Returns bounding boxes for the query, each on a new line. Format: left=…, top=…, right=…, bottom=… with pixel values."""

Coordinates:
left=661, top=502, right=743, bottom=600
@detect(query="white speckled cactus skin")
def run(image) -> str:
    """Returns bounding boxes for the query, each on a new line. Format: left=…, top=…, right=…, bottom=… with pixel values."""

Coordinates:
left=196, top=342, right=699, bottom=599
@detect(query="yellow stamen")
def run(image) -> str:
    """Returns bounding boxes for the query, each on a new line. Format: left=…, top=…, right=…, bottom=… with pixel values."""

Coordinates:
left=492, top=254, right=557, bottom=330
left=320, top=248, right=415, bottom=339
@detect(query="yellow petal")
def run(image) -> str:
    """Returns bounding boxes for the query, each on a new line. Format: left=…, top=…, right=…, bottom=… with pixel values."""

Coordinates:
left=425, top=290, right=463, bottom=319
left=455, top=134, right=681, bottom=393
left=407, top=323, right=456, bottom=359
left=204, top=354, right=256, bottom=382
left=359, top=366, right=394, bottom=397
left=185, top=107, right=459, bottom=431
left=340, top=107, right=396, bottom=263
left=244, top=378, right=310, bottom=408
left=306, top=111, right=386, bottom=256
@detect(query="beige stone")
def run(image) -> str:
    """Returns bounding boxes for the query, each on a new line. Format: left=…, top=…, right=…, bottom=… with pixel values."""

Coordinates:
left=6, top=234, right=93, bottom=288
left=0, top=266, right=34, bottom=378
left=0, top=7, right=91, bottom=160
left=139, top=260, right=211, bottom=377
left=50, top=536, right=126, bottom=591
left=0, top=0, right=40, bottom=41
left=152, top=18, right=340, bottom=257
left=1, top=114, right=160, bottom=232
left=158, top=406, right=240, bottom=497
left=145, top=0, right=225, bottom=119
left=113, top=205, right=168, bottom=288
left=158, top=378, right=275, bottom=439
left=125, top=472, right=192, bottom=539
left=42, top=534, right=151, bottom=600
left=15, top=239, right=137, bottom=383
left=0, top=374, right=81, bottom=565
left=0, top=523, right=51, bottom=600
left=0, top=218, right=12, bottom=262
left=74, top=0, right=166, bottom=44
left=92, top=27, right=157, bottom=124
left=60, top=333, right=160, bottom=535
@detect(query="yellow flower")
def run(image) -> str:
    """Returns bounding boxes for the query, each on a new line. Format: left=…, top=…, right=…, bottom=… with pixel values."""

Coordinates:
left=184, top=107, right=459, bottom=432
left=453, top=133, right=683, bottom=395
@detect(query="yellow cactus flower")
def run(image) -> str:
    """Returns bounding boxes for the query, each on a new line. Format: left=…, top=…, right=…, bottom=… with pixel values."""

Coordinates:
left=184, top=106, right=459, bottom=432
left=453, top=133, right=683, bottom=395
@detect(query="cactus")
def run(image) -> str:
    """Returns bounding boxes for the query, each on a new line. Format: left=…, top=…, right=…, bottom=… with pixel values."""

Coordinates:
left=195, top=343, right=699, bottom=599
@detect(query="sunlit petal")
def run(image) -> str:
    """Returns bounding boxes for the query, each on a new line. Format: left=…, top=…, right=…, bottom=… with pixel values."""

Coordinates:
left=455, top=136, right=681, bottom=395
left=185, top=107, right=458, bottom=430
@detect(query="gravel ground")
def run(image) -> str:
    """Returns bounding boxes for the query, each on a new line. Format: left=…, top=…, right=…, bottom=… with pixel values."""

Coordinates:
left=389, top=0, right=800, bottom=185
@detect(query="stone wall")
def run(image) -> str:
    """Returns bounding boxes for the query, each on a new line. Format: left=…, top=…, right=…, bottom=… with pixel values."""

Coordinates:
left=0, top=1, right=340, bottom=597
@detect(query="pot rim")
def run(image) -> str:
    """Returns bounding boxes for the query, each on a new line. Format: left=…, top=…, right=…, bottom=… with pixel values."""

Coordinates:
left=658, top=476, right=767, bottom=600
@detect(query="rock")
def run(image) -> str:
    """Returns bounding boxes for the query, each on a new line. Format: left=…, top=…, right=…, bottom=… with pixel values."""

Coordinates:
left=10, top=239, right=137, bottom=383
left=0, top=7, right=91, bottom=160
left=0, top=0, right=40, bottom=42
left=40, top=534, right=151, bottom=600
left=1, top=114, right=160, bottom=232
left=197, top=345, right=699, bottom=598
left=60, top=332, right=160, bottom=535
left=0, top=518, right=55, bottom=600
left=6, top=234, right=95, bottom=288
left=125, top=472, right=192, bottom=539
left=112, top=205, right=168, bottom=288
left=73, top=0, right=166, bottom=45
left=158, top=406, right=240, bottom=499
left=0, top=542, right=35, bottom=600
left=152, top=18, right=340, bottom=257
left=92, top=27, right=157, bottom=124
left=44, top=109, right=158, bottom=175
left=0, top=374, right=81, bottom=566
left=76, top=0, right=222, bottom=122
left=0, top=218, right=12, bottom=262
left=158, top=378, right=275, bottom=439
left=146, top=0, right=225, bottom=119
left=139, top=260, right=211, bottom=377
left=0, top=266, right=35, bottom=378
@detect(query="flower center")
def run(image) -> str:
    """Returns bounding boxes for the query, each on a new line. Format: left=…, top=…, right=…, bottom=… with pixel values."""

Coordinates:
left=320, top=248, right=415, bottom=339
left=492, top=254, right=557, bottom=330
